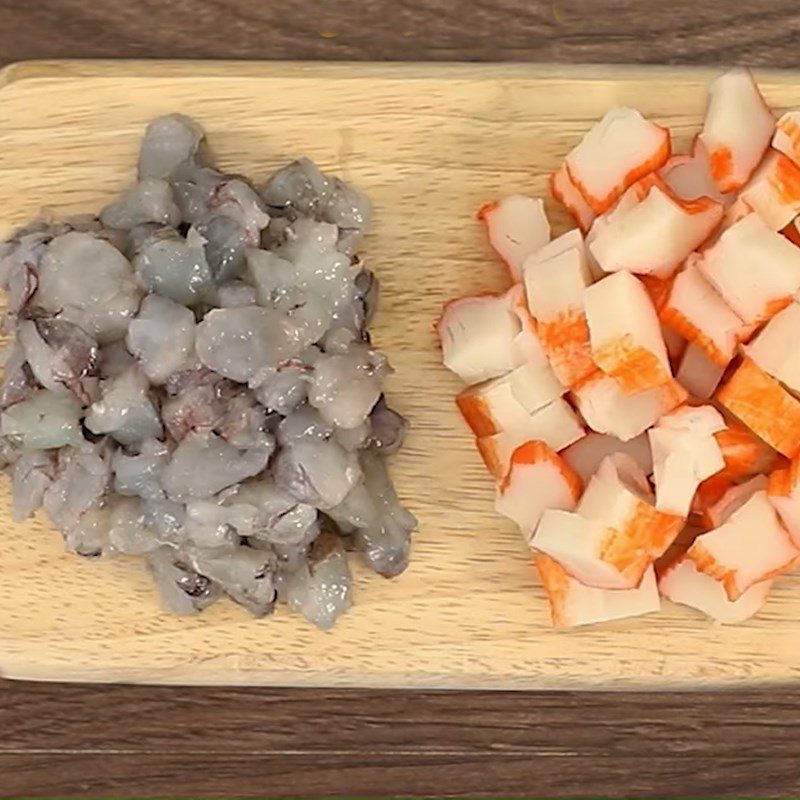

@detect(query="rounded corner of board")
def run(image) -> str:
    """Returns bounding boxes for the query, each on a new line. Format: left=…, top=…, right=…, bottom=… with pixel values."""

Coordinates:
left=0, top=60, right=50, bottom=92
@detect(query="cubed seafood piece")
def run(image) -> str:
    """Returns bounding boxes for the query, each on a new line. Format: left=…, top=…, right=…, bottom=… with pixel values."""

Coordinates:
left=772, top=110, right=800, bottom=168
left=523, top=244, right=596, bottom=388
left=735, top=151, right=800, bottom=231
left=745, top=301, right=800, bottom=394
left=658, top=556, right=772, bottom=624
left=571, top=371, right=687, bottom=442
left=478, top=196, right=550, bottom=281
left=716, top=357, right=800, bottom=458
left=699, top=67, right=775, bottom=194
left=700, top=474, right=768, bottom=530
left=550, top=164, right=595, bottom=232
left=588, top=185, right=723, bottom=278
left=696, top=213, right=800, bottom=326
left=661, top=260, right=748, bottom=368
left=533, top=454, right=683, bottom=588
left=564, top=106, right=671, bottom=214
left=560, top=431, right=653, bottom=485
left=687, top=489, right=798, bottom=600
left=659, top=136, right=731, bottom=205
left=476, top=398, right=584, bottom=478
left=536, top=554, right=660, bottom=628
left=675, top=343, right=725, bottom=399
left=495, top=441, right=582, bottom=545
left=767, top=457, right=800, bottom=547
left=714, top=418, right=782, bottom=479
left=584, top=271, right=671, bottom=394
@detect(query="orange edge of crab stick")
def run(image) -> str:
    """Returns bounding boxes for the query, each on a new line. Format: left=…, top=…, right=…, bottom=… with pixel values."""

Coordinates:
left=660, top=305, right=730, bottom=368
left=455, top=392, right=496, bottom=438
left=550, top=166, right=594, bottom=232
left=499, top=440, right=583, bottom=499
left=717, top=357, right=800, bottom=458
left=536, top=310, right=596, bottom=388
left=476, top=435, right=505, bottom=479
left=534, top=553, right=574, bottom=627
left=592, top=333, right=672, bottom=395
left=639, top=274, right=675, bottom=312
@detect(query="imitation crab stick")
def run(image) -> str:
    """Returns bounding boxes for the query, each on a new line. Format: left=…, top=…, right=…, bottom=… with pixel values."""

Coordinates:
left=550, top=163, right=595, bottom=232
left=714, top=419, right=782, bottom=479
left=700, top=475, right=768, bottom=530
left=658, top=556, right=772, bottom=624
left=477, top=195, right=550, bottom=281
left=584, top=271, right=672, bottom=394
left=716, top=357, right=800, bottom=459
left=660, top=260, right=747, bottom=368
left=659, top=136, right=731, bottom=205
left=571, top=371, right=687, bottom=442
left=699, top=67, right=775, bottom=194
left=475, top=398, right=584, bottom=478
left=564, top=107, right=671, bottom=214
left=588, top=185, right=723, bottom=278
left=696, top=213, right=800, bottom=326
left=772, top=110, right=800, bottom=168
left=495, top=441, right=583, bottom=545
left=686, top=490, right=798, bottom=600
left=745, top=301, right=800, bottom=395
left=536, top=554, right=660, bottom=628
left=560, top=431, right=653, bottom=485
left=674, top=344, right=725, bottom=399
left=767, top=457, right=800, bottom=547
left=523, top=246, right=596, bottom=388
left=735, top=151, right=800, bottom=231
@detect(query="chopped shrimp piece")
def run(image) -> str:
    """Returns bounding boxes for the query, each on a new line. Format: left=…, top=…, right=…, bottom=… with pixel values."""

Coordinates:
left=589, top=186, right=723, bottom=278
left=564, top=107, right=671, bottom=214
left=550, top=164, right=595, bottom=232
left=523, top=246, right=596, bottom=388
left=716, top=357, right=800, bottom=458
left=701, top=474, right=768, bottom=530
left=561, top=431, right=652, bottom=485
left=571, top=371, right=687, bottom=442
left=686, top=490, right=798, bottom=600
left=696, top=213, right=800, bottom=325
left=736, top=150, right=800, bottom=231
left=659, top=136, right=732, bottom=205
left=767, top=456, right=800, bottom=547
left=456, top=360, right=565, bottom=436
left=584, top=271, right=671, bottom=394
left=745, top=301, right=800, bottom=394
left=477, top=196, right=550, bottom=280
left=675, top=343, right=725, bottom=399
left=772, top=110, right=800, bottom=168
left=495, top=441, right=582, bottom=545
left=661, top=260, right=747, bottom=367
left=476, top=398, right=584, bottom=478
left=699, top=67, right=775, bottom=194
left=536, top=554, right=660, bottom=628
left=658, top=556, right=772, bottom=624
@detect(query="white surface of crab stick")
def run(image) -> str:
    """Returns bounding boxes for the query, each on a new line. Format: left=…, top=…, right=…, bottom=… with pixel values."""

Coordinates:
left=767, top=459, right=800, bottom=548
left=658, top=557, right=772, bottom=624
left=478, top=195, right=550, bottom=281
left=584, top=271, right=671, bottom=394
left=495, top=441, right=583, bottom=545
left=564, top=106, right=671, bottom=214
left=699, top=67, right=775, bottom=194
left=697, top=213, right=800, bottom=326
left=659, top=137, right=731, bottom=205
left=476, top=398, right=584, bottom=478
left=745, top=301, right=800, bottom=394
left=703, top=475, right=768, bottom=530
left=661, top=260, right=747, bottom=367
left=571, top=372, right=687, bottom=442
left=560, top=431, right=653, bottom=485
left=687, top=490, right=799, bottom=600
left=772, top=110, right=800, bottom=168
left=550, top=163, right=596, bottom=232
left=674, top=344, right=725, bottom=399
left=536, top=554, right=660, bottom=628
left=588, top=185, right=723, bottom=278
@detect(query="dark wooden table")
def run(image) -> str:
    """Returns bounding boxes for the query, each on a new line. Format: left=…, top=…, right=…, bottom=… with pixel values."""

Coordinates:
left=2, top=1, right=800, bottom=797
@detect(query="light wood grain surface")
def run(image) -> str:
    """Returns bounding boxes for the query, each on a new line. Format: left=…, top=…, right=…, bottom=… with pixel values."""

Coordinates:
left=1, top=60, right=799, bottom=689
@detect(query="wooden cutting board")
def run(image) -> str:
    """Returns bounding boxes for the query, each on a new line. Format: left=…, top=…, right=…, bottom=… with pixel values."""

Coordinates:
left=1, top=60, right=799, bottom=688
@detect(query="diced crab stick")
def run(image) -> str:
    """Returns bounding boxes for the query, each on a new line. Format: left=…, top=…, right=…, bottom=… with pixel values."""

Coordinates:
left=523, top=246, right=596, bottom=388
left=686, top=490, right=798, bottom=600
left=661, top=260, right=746, bottom=368
left=659, top=136, right=731, bottom=205
left=536, top=554, right=660, bottom=628
left=736, top=151, right=800, bottom=231
left=529, top=227, right=585, bottom=265
left=745, top=300, right=800, bottom=394
left=699, top=67, right=775, bottom=194
left=571, top=371, right=687, bottom=442
left=588, top=185, right=723, bottom=279
left=658, top=556, right=772, bottom=624
left=675, top=343, right=725, bottom=399
left=716, top=357, right=800, bottom=459
left=767, top=457, right=800, bottom=547
left=584, top=271, right=671, bottom=394
left=561, top=431, right=653, bottom=485
left=701, top=474, right=768, bottom=530
left=696, top=213, right=800, bottom=326
left=456, top=360, right=565, bottom=437
left=476, top=398, right=584, bottom=478
left=564, top=107, right=671, bottom=214
left=477, top=195, right=550, bottom=281
left=714, top=418, right=782, bottom=478
left=772, top=110, right=800, bottom=168
left=495, top=441, right=583, bottom=545
left=535, top=453, right=683, bottom=588
left=550, top=163, right=595, bottom=232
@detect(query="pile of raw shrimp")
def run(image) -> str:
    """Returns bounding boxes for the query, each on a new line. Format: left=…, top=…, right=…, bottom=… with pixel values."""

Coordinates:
left=0, top=114, right=415, bottom=629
